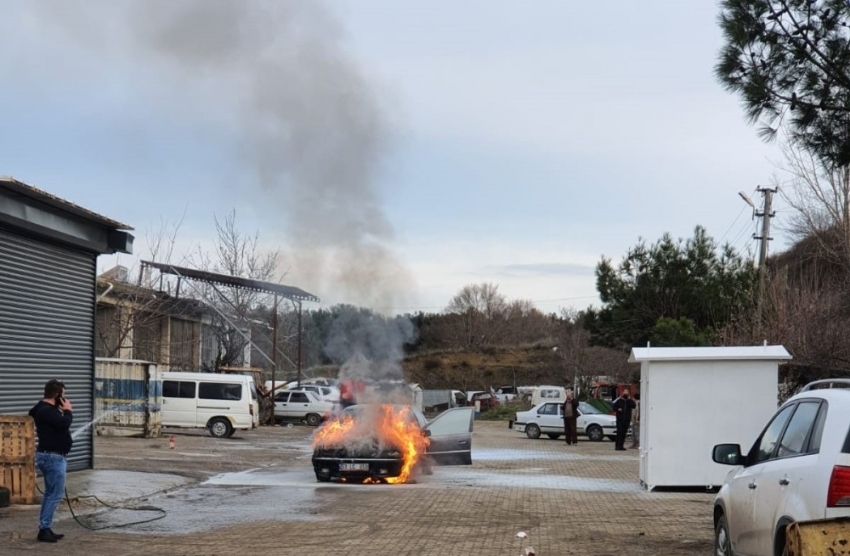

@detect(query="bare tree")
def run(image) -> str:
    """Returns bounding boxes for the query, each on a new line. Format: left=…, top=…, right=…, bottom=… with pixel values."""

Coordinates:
left=721, top=266, right=850, bottom=396
left=777, top=143, right=850, bottom=271
left=190, top=210, right=280, bottom=369
left=445, top=283, right=508, bottom=348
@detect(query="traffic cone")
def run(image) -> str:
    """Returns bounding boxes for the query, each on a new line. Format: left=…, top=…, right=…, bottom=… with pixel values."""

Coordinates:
left=169, top=435, right=175, bottom=450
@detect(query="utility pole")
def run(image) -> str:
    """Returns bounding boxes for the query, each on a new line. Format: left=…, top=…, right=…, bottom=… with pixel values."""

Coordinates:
left=754, top=186, right=777, bottom=324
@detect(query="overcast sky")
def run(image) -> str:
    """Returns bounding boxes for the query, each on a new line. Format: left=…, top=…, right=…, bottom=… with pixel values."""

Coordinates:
left=0, top=1, right=782, bottom=314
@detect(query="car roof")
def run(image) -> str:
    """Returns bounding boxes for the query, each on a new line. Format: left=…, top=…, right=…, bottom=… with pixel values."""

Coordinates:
left=788, top=387, right=850, bottom=405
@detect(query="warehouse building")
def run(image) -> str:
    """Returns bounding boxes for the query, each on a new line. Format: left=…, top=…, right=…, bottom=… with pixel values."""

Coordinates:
left=0, top=177, right=133, bottom=471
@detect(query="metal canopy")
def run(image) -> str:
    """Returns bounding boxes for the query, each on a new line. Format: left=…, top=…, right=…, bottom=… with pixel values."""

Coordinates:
left=140, top=260, right=320, bottom=303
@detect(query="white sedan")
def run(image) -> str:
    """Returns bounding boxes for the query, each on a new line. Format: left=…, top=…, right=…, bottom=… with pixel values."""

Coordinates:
left=512, top=401, right=617, bottom=441
left=273, top=390, right=334, bottom=426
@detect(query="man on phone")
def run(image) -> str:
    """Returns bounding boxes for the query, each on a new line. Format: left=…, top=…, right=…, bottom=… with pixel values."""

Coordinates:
left=28, top=380, right=73, bottom=542
left=612, top=388, right=636, bottom=451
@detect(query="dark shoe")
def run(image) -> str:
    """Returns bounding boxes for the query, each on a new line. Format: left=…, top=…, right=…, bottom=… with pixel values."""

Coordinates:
left=37, top=529, right=58, bottom=543
left=48, top=529, right=64, bottom=540
left=615, top=447, right=627, bottom=451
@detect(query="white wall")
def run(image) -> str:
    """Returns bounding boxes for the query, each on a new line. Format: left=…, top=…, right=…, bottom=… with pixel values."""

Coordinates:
left=642, top=359, right=779, bottom=489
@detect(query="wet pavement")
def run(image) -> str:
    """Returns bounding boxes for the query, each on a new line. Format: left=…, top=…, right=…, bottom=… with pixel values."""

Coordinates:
left=1, top=422, right=715, bottom=555
left=65, top=470, right=190, bottom=505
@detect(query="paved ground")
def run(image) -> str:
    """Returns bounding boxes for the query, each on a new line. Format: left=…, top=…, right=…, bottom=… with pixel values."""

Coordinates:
left=1, top=421, right=715, bottom=555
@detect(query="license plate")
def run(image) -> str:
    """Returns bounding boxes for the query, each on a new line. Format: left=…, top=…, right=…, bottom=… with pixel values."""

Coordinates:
left=339, top=463, right=369, bottom=471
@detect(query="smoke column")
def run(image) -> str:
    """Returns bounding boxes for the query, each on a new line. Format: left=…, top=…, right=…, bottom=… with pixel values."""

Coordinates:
left=30, top=0, right=412, bottom=310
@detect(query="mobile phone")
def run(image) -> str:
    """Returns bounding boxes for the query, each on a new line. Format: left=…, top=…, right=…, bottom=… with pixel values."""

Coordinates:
left=55, top=395, right=65, bottom=406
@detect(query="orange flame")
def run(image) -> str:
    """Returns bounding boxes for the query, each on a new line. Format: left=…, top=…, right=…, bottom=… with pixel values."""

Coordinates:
left=312, top=413, right=356, bottom=445
left=311, top=404, right=430, bottom=484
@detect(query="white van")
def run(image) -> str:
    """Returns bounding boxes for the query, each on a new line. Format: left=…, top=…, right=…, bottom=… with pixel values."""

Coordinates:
left=161, top=372, right=260, bottom=438
left=529, top=385, right=567, bottom=406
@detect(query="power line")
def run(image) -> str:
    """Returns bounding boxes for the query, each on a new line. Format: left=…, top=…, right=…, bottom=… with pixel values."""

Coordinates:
left=719, top=205, right=748, bottom=244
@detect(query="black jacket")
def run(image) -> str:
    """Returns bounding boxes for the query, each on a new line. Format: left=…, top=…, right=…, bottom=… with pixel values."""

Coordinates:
left=29, top=401, right=73, bottom=455
left=561, top=398, right=579, bottom=419
left=612, top=396, right=636, bottom=423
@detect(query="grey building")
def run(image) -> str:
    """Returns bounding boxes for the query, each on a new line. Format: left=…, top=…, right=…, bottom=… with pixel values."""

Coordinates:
left=0, top=177, right=133, bottom=471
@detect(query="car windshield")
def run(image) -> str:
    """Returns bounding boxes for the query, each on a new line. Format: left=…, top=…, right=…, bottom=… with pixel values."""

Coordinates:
left=342, top=404, right=424, bottom=427
left=578, top=402, right=603, bottom=414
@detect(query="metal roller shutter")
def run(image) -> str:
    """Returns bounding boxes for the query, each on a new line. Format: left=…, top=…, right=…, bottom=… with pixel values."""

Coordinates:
left=0, top=227, right=96, bottom=471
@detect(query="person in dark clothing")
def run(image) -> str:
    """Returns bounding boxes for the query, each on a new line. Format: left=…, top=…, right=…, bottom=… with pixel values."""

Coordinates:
left=612, top=389, right=636, bottom=451
left=28, top=379, right=73, bottom=543
left=561, top=392, right=579, bottom=445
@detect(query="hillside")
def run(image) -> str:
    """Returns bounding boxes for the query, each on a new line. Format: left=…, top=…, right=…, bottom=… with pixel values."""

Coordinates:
left=403, top=345, right=569, bottom=391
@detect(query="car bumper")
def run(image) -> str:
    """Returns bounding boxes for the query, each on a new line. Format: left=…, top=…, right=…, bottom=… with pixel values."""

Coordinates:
left=312, top=456, right=403, bottom=481
left=512, top=422, right=527, bottom=433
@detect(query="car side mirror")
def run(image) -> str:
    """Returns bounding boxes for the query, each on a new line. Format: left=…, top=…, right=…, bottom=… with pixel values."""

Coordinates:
left=712, top=443, right=743, bottom=466
left=423, top=429, right=432, bottom=438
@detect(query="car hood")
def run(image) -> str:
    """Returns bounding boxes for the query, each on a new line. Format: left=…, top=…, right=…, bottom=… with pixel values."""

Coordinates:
left=313, top=439, right=401, bottom=459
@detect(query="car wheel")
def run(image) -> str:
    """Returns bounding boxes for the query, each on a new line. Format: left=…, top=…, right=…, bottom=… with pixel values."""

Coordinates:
left=525, top=424, right=541, bottom=439
left=546, top=433, right=561, bottom=440
left=208, top=418, right=233, bottom=439
left=715, top=513, right=732, bottom=556
left=586, top=425, right=603, bottom=442
left=225, top=428, right=236, bottom=438
left=306, top=413, right=321, bottom=426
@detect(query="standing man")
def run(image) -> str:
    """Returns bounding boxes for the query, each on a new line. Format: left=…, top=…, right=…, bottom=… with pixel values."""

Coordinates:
left=28, top=380, right=73, bottom=543
left=630, top=393, right=641, bottom=449
left=562, top=391, right=579, bottom=446
left=612, top=388, right=636, bottom=451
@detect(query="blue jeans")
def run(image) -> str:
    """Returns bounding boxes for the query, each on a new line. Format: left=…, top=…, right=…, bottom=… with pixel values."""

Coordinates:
left=36, top=452, right=66, bottom=530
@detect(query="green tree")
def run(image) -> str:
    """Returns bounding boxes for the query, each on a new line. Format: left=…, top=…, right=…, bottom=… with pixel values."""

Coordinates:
left=715, top=0, right=850, bottom=167
left=649, top=317, right=711, bottom=347
left=584, top=226, right=757, bottom=349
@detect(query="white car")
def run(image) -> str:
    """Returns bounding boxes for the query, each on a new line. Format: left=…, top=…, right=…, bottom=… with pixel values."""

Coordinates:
left=712, top=380, right=850, bottom=556
left=512, top=401, right=617, bottom=441
left=273, top=390, right=334, bottom=426
left=292, top=384, right=340, bottom=403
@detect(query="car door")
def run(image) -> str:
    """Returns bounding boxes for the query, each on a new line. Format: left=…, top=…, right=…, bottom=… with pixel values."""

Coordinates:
left=161, top=379, right=197, bottom=426
left=526, top=402, right=561, bottom=434
left=425, top=407, right=474, bottom=465
left=288, top=391, right=312, bottom=419
left=755, top=401, right=823, bottom=555
left=575, top=403, right=589, bottom=432
left=274, top=391, right=290, bottom=420
left=728, top=403, right=796, bottom=556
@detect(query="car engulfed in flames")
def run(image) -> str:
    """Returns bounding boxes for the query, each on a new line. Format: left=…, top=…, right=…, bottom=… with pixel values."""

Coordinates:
left=311, top=404, right=474, bottom=484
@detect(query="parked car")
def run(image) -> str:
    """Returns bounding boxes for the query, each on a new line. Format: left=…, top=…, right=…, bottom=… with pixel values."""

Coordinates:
left=466, top=391, right=499, bottom=411
left=493, top=386, right=517, bottom=403
left=311, top=404, right=475, bottom=482
left=711, top=379, right=850, bottom=556
left=291, top=384, right=340, bottom=403
left=273, top=390, right=333, bottom=426
left=512, top=400, right=617, bottom=441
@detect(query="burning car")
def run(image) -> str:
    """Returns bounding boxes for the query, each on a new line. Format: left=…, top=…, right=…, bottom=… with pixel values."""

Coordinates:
left=311, top=404, right=474, bottom=483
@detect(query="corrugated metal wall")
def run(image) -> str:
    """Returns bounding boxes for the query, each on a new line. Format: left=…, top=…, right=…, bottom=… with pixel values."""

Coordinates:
left=94, top=359, right=162, bottom=437
left=0, top=227, right=97, bottom=471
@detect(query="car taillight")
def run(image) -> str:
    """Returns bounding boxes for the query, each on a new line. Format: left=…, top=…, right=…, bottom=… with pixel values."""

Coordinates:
left=827, top=465, right=850, bottom=507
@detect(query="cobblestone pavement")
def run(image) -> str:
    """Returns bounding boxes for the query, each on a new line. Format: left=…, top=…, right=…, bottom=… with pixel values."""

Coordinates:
left=2, top=421, right=715, bottom=555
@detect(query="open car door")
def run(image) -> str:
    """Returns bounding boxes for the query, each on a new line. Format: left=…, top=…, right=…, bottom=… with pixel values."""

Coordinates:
left=424, top=407, right=474, bottom=465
